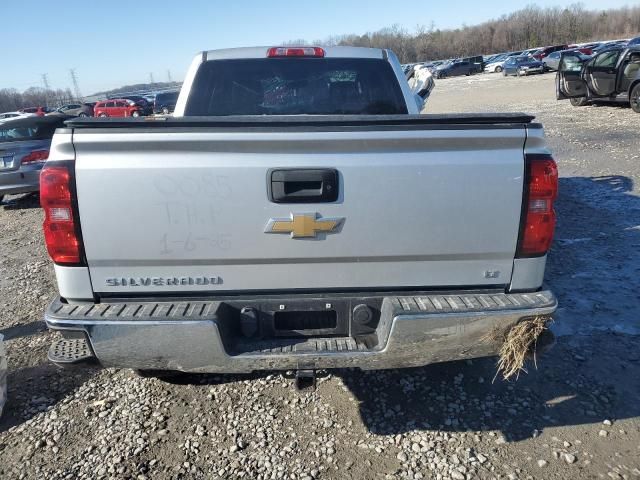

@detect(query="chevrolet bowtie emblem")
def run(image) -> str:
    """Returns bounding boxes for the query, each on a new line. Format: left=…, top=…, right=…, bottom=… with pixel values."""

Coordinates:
left=265, top=213, right=344, bottom=238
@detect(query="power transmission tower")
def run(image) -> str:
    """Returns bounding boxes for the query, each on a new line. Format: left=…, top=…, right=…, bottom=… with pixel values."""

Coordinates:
left=149, top=72, right=155, bottom=84
left=41, top=73, right=51, bottom=90
left=41, top=74, right=51, bottom=107
left=69, top=69, right=83, bottom=101
left=167, top=69, right=173, bottom=82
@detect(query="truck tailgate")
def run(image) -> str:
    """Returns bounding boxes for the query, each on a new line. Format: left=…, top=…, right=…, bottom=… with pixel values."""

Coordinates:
left=71, top=119, right=527, bottom=294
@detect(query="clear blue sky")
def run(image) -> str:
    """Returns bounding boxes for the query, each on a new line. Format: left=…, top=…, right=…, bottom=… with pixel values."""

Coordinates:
left=3, top=0, right=635, bottom=94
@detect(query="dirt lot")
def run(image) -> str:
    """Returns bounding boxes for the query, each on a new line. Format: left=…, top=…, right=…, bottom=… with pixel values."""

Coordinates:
left=1, top=72, right=639, bottom=480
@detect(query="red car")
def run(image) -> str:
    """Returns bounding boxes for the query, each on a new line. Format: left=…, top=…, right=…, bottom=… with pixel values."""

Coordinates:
left=568, top=45, right=593, bottom=55
left=19, top=106, right=47, bottom=116
left=94, top=99, right=144, bottom=118
left=532, top=45, right=569, bottom=60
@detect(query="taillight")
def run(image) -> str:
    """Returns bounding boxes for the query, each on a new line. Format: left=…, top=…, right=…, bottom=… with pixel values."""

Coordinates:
left=517, top=155, right=558, bottom=257
left=22, top=150, right=49, bottom=164
left=267, top=46, right=325, bottom=58
left=40, top=164, right=82, bottom=264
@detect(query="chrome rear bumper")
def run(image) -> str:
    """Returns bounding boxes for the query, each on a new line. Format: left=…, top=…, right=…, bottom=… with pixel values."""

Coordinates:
left=45, top=291, right=557, bottom=373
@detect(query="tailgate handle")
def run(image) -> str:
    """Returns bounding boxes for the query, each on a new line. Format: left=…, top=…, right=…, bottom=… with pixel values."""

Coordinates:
left=269, top=169, right=339, bottom=203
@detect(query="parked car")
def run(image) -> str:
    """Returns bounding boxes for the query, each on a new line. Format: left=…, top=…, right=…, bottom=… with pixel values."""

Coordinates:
left=581, top=42, right=603, bottom=50
left=557, top=46, right=640, bottom=112
left=592, top=41, right=628, bottom=54
left=523, top=48, right=543, bottom=57
left=483, top=54, right=502, bottom=63
left=0, top=112, right=33, bottom=123
left=484, top=55, right=509, bottom=73
left=461, top=55, right=484, bottom=71
left=41, top=46, right=557, bottom=378
left=18, top=106, right=48, bottom=116
left=153, top=91, right=180, bottom=114
left=0, top=115, right=69, bottom=203
left=568, top=45, right=593, bottom=55
left=543, top=50, right=591, bottom=71
left=48, top=103, right=94, bottom=117
left=503, top=56, right=546, bottom=76
left=532, top=45, right=568, bottom=61
left=109, top=95, right=153, bottom=115
left=406, top=64, right=435, bottom=103
left=94, top=99, right=144, bottom=117
left=435, top=60, right=478, bottom=78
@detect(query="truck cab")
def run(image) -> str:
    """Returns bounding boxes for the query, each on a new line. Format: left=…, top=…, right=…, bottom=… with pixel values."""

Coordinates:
left=556, top=46, right=640, bottom=112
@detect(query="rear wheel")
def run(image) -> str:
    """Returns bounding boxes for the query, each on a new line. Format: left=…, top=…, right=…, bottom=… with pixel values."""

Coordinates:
left=0, top=195, right=4, bottom=205
left=495, top=66, right=503, bottom=73
left=131, top=111, right=140, bottom=118
left=630, top=84, right=640, bottom=113
left=162, top=107, right=170, bottom=115
left=78, top=112, right=87, bottom=117
left=569, top=97, right=589, bottom=107
left=98, top=113, right=108, bottom=117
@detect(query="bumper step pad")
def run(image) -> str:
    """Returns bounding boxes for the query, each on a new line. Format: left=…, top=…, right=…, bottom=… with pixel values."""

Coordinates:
left=234, top=336, right=371, bottom=355
left=48, top=338, right=95, bottom=365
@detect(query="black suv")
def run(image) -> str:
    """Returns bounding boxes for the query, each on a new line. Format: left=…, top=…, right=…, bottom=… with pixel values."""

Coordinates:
left=153, top=91, right=180, bottom=114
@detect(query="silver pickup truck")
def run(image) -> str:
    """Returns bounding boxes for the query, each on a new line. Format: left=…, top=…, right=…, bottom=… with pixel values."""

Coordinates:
left=42, top=46, right=558, bottom=379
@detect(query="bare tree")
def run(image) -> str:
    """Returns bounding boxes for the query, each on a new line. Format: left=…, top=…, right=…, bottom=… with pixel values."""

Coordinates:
left=287, top=4, right=640, bottom=62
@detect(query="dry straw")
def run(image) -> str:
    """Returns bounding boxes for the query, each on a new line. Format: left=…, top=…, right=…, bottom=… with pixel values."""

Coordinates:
left=484, top=316, right=552, bottom=382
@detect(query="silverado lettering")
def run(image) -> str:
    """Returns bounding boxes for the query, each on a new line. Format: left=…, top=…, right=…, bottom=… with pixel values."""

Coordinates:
left=105, top=276, right=222, bottom=287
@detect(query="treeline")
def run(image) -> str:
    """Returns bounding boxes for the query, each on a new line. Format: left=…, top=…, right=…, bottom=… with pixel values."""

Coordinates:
left=0, top=87, right=76, bottom=113
left=295, top=4, right=640, bottom=62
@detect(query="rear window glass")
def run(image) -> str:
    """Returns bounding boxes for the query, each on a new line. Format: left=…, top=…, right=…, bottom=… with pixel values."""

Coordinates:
left=185, top=58, right=408, bottom=116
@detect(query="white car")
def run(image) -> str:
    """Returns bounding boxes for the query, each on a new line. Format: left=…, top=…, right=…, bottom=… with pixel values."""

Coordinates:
left=0, top=112, right=34, bottom=124
left=484, top=59, right=507, bottom=73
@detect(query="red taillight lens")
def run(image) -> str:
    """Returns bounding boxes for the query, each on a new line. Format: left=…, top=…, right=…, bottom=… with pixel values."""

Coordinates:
left=22, top=150, right=49, bottom=164
left=517, top=156, right=558, bottom=257
left=267, top=46, right=325, bottom=58
left=40, top=165, right=82, bottom=264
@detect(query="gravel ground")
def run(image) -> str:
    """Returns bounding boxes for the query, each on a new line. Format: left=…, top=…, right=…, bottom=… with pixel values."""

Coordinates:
left=1, top=72, right=639, bottom=480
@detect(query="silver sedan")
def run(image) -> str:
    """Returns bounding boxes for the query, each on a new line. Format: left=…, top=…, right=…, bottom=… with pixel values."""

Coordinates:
left=0, top=116, right=68, bottom=203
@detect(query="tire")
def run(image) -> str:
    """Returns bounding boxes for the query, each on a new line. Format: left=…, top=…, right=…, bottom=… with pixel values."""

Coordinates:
left=131, top=111, right=140, bottom=118
left=78, top=112, right=87, bottom=118
left=0, top=195, right=4, bottom=205
left=495, top=66, right=503, bottom=73
left=630, top=84, right=640, bottom=113
left=569, top=97, right=589, bottom=107
left=162, top=107, right=170, bottom=115
left=98, top=113, right=108, bottom=117
left=502, top=70, right=507, bottom=77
